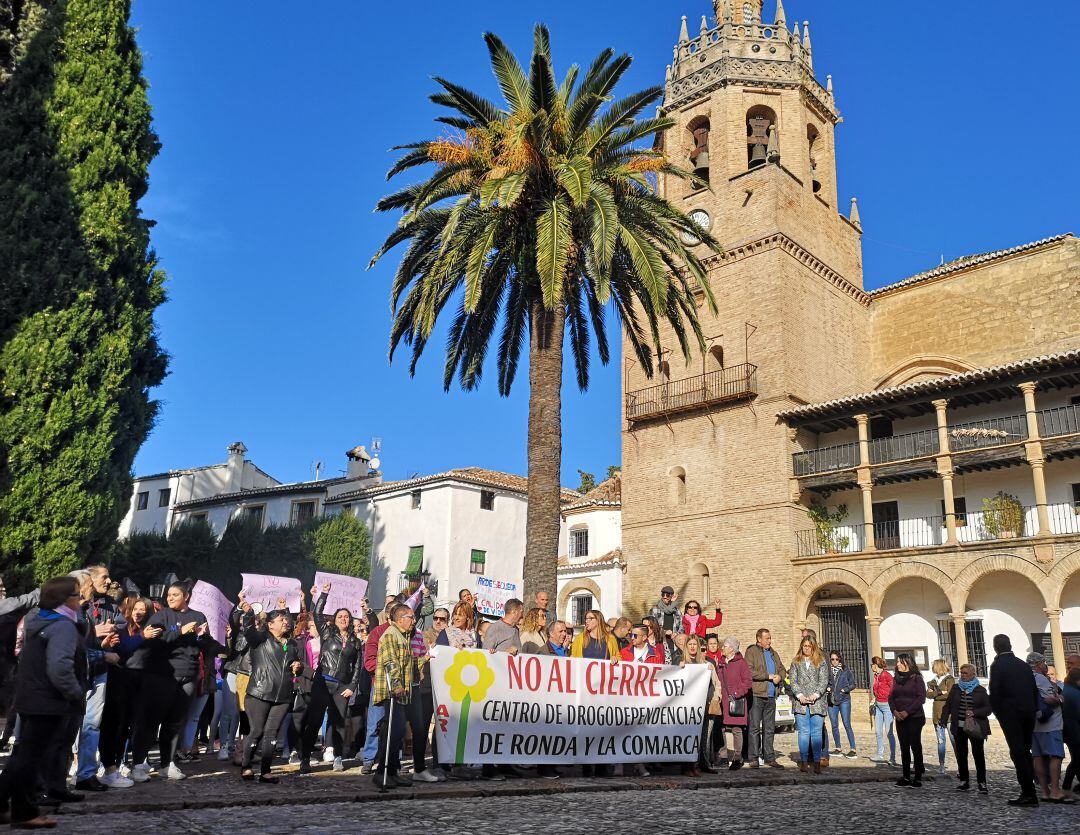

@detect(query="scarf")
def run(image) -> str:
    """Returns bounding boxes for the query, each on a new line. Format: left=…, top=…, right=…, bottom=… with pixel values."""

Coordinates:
left=685, top=614, right=700, bottom=633
left=894, top=669, right=915, bottom=685
left=55, top=604, right=79, bottom=622
left=956, top=677, right=979, bottom=694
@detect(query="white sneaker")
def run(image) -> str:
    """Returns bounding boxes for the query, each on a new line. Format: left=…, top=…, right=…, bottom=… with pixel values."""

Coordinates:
left=332, top=756, right=344, bottom=772
left=130, top=763, right=151, bottom=783
left=217, top=747, right=232, bottom=762
left=100, top=770, right=135, bottom=788
left=165, top=763, right=186, bottom=780
left=321, top=747, right=335, bottom=764
left=288, top=751, right=300, bottom=765
left=413, top=769, right=439, bottom=783
left=938, top=764, right=947, bottom=775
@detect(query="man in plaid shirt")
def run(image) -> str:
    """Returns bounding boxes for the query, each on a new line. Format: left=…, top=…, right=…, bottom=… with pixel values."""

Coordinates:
left=371, top=604, right=416, bottom=787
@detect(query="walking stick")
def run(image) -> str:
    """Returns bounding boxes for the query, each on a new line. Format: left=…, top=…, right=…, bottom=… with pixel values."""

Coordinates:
left=378, top=669, right=395, bottom=792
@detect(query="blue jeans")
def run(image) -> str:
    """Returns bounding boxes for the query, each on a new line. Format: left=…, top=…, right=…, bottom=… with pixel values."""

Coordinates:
left=935, top=723, right=949, bottom=766
left=828, top=701, right=856, bottom=750
left=76, top=672, right=108, bottom=781
left=875, top=702, right=896, bottom=760
left=796, top=712, right=824, bottom=762
left=218, top=673, right=240, bottom=753
left=181, top=692, right=209, bottom=751
left=362, top=700, right=386, bottom=763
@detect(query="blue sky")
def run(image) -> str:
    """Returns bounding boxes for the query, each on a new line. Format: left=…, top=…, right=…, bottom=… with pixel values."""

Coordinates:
left=128, top=0, right=1079, bottom=487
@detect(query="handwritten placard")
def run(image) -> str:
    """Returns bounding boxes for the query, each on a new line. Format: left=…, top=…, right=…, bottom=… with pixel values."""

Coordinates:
left=313, top=570, right=369, bottom=618
left=190, top=580, right=232, bottom=645
left=240, top=572, right=302, bottom=613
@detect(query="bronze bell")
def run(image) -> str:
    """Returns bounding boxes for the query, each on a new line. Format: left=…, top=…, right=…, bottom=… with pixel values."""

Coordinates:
left=749, top=142, right=767, bottom=167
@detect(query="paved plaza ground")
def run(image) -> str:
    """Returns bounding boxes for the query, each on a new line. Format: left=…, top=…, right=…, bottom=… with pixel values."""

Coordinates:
left=23, top=727, right=1077, bottom=832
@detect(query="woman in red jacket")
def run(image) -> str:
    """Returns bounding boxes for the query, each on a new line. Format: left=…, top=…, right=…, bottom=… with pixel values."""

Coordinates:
left=682, top=599, right=723, bottom=638
left=871, top=655, right=897, bottom=766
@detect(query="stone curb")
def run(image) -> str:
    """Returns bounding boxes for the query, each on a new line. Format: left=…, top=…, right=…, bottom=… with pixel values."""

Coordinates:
left=57, top=770, right=899, bottom=815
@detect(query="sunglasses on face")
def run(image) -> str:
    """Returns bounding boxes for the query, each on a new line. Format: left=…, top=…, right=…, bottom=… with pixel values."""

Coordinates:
left=434, top=616, right=448, bottom=622
left=686, top=606, right=699, bottom=611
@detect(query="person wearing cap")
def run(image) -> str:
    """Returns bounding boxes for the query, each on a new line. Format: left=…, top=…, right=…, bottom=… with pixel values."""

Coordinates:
left=1028, top=651, right=1073, bottom=804
left=648, top=586, right=683, bottom=638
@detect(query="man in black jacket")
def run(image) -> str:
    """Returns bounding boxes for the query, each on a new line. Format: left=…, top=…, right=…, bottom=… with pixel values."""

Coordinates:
left=989, top=633, right=1040, bottom=806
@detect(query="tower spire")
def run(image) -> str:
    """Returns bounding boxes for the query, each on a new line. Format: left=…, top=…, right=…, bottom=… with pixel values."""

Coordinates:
left=679, top=15, right=689, bottom=43
left=849, top=197, right=862, bottom=228
left=775, top=0, right=787, bottom=28
left=700, top=15, right=709, bottom=35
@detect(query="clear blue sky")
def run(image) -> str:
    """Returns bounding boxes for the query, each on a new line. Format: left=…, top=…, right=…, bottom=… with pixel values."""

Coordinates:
left=128, top=0, right=1079, bottom=487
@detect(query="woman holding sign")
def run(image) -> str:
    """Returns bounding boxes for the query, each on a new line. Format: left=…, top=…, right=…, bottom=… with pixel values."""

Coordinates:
left=302, top=583, right=363, bottom=773
left=238, top=597, right=306, bottom=783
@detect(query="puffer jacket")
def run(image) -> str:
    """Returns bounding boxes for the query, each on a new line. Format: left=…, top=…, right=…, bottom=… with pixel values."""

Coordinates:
left=16, top=609, right=88, bottom=716
left=312, top=593, right=362, bottom=691
left=242, top=611, right=304, bottom=704
left=223, top=605, right=252, bottom=676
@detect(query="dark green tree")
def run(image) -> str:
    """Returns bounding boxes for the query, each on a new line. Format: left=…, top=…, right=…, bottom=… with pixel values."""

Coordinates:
left=576, top=469, right=596, bottom=494
left=104, top=529, right=167, bottom=592
left=0, top=0, right=167, bottom=586
left=605, top=464, right=620, bottom=480
left=310, top=513, right=371, bottom=579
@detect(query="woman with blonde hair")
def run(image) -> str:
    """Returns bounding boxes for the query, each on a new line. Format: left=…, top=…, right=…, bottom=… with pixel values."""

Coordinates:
left=518, top=608, right=548, bottom=654
left=925, top=658, right=955, bottom=774
left=445, top=602, right=479, bottom=649
left=571, top=611, right=619, bottom=660
left=789, top=635, right=830, bottom=774
left=680, top=634, right=722, bottom=776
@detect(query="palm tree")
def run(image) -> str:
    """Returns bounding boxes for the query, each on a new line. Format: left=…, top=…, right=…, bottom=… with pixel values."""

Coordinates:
left=370, top=25, right=721, bottom=603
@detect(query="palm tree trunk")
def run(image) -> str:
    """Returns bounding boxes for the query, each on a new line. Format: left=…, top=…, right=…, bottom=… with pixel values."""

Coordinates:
left=522, top=299, right=565, bottom=609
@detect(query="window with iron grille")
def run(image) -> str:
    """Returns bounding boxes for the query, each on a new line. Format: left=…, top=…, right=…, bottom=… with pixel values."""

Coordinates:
left=480, top=490, right=495, bottom=511
left=470, top=549, right=486, bottom=575
left=817, top=604, right=870, bottom=690
left=570, top=528, right=589, bottom=558
left=571, top=593, right=593, bottom=627
left=291, top=500, right=316, bottom=526
left=936, top=619, right=957, bottom=670
left=965, top=621, right=988, bottom=677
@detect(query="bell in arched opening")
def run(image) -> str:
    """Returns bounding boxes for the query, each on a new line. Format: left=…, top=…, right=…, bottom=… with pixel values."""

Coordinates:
left=689, top=123, right=710, bottom=182
left=747, top=115, right=770, bottom=168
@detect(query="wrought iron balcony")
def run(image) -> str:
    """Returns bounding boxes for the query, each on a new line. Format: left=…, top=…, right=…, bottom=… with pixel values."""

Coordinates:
left=625, top=363, right=757, bottom=423
left=1038, top=403, right=1080, bottom=438
left=795, top=502, right=1080, bottom=557
left=946, top=413, right=1028, bottom=452
left=869, top=429, right=939, bottom=464
left=793, top=442, right=858, bottom=476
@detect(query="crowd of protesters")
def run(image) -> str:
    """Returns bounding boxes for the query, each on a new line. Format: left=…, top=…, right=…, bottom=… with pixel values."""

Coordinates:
left=1, top=572, right=1080, bottom=826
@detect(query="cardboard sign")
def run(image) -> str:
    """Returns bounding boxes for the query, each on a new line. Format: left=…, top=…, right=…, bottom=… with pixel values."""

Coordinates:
left=240, top=572, right=302, bottom=613
left=190, top=580, right=232, bottom=645
left=313, top=570, right=369, bottom=618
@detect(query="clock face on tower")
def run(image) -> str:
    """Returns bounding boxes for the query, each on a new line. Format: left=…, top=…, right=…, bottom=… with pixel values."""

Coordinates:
left=681, top=209, right=711, bottom=245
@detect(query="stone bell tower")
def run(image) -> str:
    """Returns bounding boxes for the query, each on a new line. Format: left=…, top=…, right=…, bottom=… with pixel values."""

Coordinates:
left=620, top=1, right=872, bottom=651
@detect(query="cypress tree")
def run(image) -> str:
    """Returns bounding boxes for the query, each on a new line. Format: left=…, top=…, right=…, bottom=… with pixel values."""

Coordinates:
left=0, top=0, right=167, bottom=586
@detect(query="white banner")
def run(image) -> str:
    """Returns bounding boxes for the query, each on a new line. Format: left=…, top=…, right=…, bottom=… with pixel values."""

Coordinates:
left=313, top=570, right=368, bottom=618
left=429, top=647, right=709, bottom=764
left=240, top=572, right=302, bottom=613
left=472, top=575, right=520, bottom=618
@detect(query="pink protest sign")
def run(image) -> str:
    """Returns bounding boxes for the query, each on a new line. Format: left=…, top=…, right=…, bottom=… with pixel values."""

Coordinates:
left=313, top=571, right=369, bottom=618
left=240, top=573, right=303, bottom=613
left=190, top=581, right=232, bottom=645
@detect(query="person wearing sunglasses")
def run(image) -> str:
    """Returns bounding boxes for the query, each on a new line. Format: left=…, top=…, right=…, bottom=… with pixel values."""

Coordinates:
left=682, top=598, right=724, bottom=639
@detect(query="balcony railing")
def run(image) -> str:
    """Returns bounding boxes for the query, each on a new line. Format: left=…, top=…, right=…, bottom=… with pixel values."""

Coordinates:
left=1038, top=403, right=1080, bottom=438
left=794, top=502, right=1080, bottom=557
left=946, top=413, right=1028, bottom=452
left=869, top=429, right=939, bottom=464
left=625, top=363, right=756, bottom=422
left=792, top=403, right=1080, bottom=478
left=793, top=442, right=858, bottom=476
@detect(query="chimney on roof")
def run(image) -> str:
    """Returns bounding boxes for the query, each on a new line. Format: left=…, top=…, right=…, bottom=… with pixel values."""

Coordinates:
left=226, top=441, right=247, bottom=492
left=346, top=445, right=370, bottom=480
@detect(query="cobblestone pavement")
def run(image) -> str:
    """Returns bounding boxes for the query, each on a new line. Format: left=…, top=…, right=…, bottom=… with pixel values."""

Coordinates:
left=50, top=781, right=1080, bottom=834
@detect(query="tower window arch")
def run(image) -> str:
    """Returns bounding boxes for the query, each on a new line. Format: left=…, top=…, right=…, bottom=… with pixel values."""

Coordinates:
left=746, top=105, right=777, bottom=169
left=687, top=116, right=710, bottom=184
left=807, top=124, right=821, bottom=193
left=669, top=466, right=687, bottom=506
left=707, top=345, right=725, bottom=372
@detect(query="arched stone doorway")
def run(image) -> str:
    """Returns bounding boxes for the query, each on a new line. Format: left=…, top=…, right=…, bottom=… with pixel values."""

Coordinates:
left=964, top=569, right=1049, bottom=672
left=797, top=572, right=872, bottom=689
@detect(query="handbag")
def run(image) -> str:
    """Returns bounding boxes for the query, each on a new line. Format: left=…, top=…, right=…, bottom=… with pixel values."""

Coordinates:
left=708, top=695, right=723, bottom=716
left=728, top=695, right=747, bottom=717
left=962, top=714, right=986, bottom=740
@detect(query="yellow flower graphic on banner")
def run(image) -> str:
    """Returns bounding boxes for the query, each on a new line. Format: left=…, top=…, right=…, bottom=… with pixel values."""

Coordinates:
left=444, top=650, right=494, bottom=703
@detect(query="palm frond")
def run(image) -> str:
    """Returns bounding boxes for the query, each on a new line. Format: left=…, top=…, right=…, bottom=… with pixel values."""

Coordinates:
left=431, top=78, right=503, bottom=124
left=484, top=32, right=533, bottom=112
left=536, top=195, right=572, bottom=307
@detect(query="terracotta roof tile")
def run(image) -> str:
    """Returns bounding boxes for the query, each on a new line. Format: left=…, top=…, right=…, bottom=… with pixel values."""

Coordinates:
left=563, top=474, right=621, bottom=511
left=558, top=548, right=624, bottom=571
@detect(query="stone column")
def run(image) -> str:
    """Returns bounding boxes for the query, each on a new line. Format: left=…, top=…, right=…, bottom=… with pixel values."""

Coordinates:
left=1045, top=608, right=1065, bottom=670
left=1019, top=382, right=1052, bottom=536
left=950, top=613, right=969, bottom=668
left=856, top=414, right=875, bottom=551
left=933, top=399, right=958, bottom=545
left=866, top=615, right=883, bottom=660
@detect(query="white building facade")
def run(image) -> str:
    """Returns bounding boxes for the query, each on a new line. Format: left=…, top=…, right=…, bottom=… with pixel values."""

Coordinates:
left=557, top=476, right=624, bottom=627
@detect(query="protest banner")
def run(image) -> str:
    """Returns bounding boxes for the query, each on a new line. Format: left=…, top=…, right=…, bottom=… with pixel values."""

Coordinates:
left=472, top=575, right=520, bottom=617
left=240, top=572, right=303, bottom=613
left=312, top=570, right=368, bottom=618
left=190, top=580, right=232, bottom=645
left=429, top=647, right=709, bottom=765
